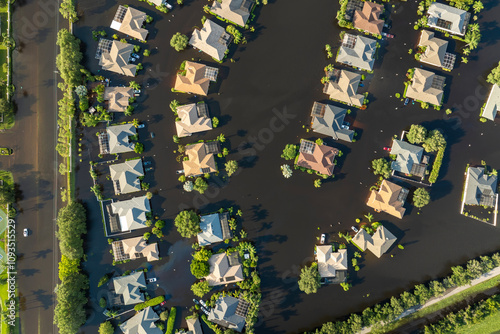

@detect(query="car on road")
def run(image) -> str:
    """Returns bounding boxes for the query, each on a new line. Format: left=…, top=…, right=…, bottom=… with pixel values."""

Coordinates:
left=383, top=147, right=391, bottom=151
left=150, top=132, right=155, bottom=138
left=320, top=233, right=326, bottom=244
left=176, top=169, right=184, bottom=174
left=404, top=98, right=409, bottom=106
left=148, top=278, right=157, bottom=283
left=146, top=167, right=154, bottom=172
left=351, top=226, right=359, bottom=233
left=144, top=161, right=152, bottom=166
left=137, top=124, right=145, bottom=129
left=23, top=228, right=29, bottom=237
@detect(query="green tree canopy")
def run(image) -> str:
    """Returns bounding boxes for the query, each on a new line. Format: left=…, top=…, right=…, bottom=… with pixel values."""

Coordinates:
left=298, top=263, right=321, bottom=294
left=371, top=158, right=391, bottom=179
left=56, top=29, right=83, bottom=89
left=406, top=124, right=427, bottom=144
left=193, top=177, right=208, bottom=194
left=487, top=61, right=500, bottom=85
left=56, top=202, right=87, bottom=260
left=225, top=160, right=239, bottom=176
left=170, top=33, right=189, bottom=51
left=174, top=210, right=201, bottom=238
left=54, top=272, right=89, bottom=334
left=413, top=187, right=430, bottom=208
left=423, top=130, right=446, bottom=152
left=281, top=144, right=298, bottom=160
left=190, top=260, right=210, bottom=279
left=191, top=280, right=211, bottom=298
left=98, top=321, right=114, bottom=334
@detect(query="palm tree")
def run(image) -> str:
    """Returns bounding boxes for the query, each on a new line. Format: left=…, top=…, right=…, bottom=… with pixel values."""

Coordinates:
left=132, top=119, right=140, bottom=128
left=364, top=213, right=374, bottom=222
left=129, top=81, right=140, bottom=90
left=217, top=134, right=226, bottom=143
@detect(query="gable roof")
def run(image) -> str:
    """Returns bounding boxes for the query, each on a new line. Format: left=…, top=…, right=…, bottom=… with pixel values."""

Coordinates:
left=99, top=40, right=137, bottom=77
left=112, top=271, right=146, bottom=305
left=316, top=246, right=348, bottom=278
left=418, top=30, right=455, bottom=70
left=189, top=19, right=231, bottom=61
left=208, top=296, right=247, bottom=332
left=104, top=87, right=133, bottom=112
left=367, top=179, right=408, bottom=219
left=110, top=6, right=148, bottom=41
left=352, top=226, right=397, bottom=258
left=206, top=252, right=244, bottom=286
left=182, top=142, right=218, bottom=177
left=113, top=236, right=159, bottom=262
left=353, top=1, right=384, bottom=35
left=482, top=84, right=500, bottom=121
left=197, top=212, right=232, bottom=246
left=324, top=69, right=364, bottom=107
left=336, top=34, right=377, bottom=71
left=465, top=167, right=498, bottom=206
left=174, top=61, right=217, bottom=96
left=185, top=316, right=204, bottom=334
left=175, top=103, right=213, bottom=137
left=390, top=139, right=424, bottom=175
left=105, top=124, right=136, bottom=154
left=406, top=68, right=445, bottom=106
left=111, top=196, right=151, bottom=232
left=310, top=102, right=354, bottom=142
left=109, top=159, right=144, bottom=195
left=427, top=2, right=470, bottom=36
left=120, top=306, right=163, bottom=334
left=210, top=0, right=255, bottom=27
left=296, top=140, right=338, bottom=176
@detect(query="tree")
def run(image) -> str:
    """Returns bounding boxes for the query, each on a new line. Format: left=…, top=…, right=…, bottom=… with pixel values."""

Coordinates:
left=170, top=33, right=189, bottom=51
left=193, top=177, right=208, bottom=194
left=487, top=61, right=500, bottom=85
left=371, top=158, right=391, bottom=179
left=183, top=180, right=194, bottom=192
left=146, top=191, right=153, bottom=199
left=60, top=0, right=78, bottom=23
left=191, top=280, right=211, bottom=297
left=54, top=272, right=88, bottom=334
left=134, top=142, right=144, bottom=154
left=131, top=118, right=140, bottom=128
left=56, top=202, right=87, bottom=260
left=56, top=29, right=84, bottom=89
left=155, top=220, right=165, bottom=229
left=212, top=117, right=219, bottom=128
left=281, top=164, right=292, bottom=178
left=217, top=133, right=226, bottom=143
left=281, top=144, right=297, bottom=160
left=129, top=81, right=141, bottom=90
left=74, top=85, right=87, bottom=98
left=423, top=130, right=446, bottom=152
left=298, top=263, right=321, bottom=294
left=190, top=260, right=210, bottom=279
left=159, top=310, right=169, bottom=321
left=464, top=25, right=481, bottom=50
left=314, top=179, right=322, bottom=188
left=98, top=321, right=114, bottom=334
left=58, top=255, right=79, bottom=281
left=225, top=160, right=238, bottom=176
left=473, top=0, right=484, bottom=13
left=413, top=188, right=430, bottom=208
left=406, top=124, right=427, bottom=144
left=364, top=213, right=374, bottom=222
left=174, top=210, right=201, bottom=238
left=170, top=99, right=180, bottom=113
left=143, top=232, right=151, bottom=240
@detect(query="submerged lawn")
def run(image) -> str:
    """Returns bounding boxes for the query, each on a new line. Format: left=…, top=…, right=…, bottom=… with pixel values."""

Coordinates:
left=455, top=311, right=500, bottom=334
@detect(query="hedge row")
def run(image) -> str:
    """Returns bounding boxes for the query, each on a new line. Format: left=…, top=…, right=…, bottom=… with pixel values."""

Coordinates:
left=134, top=295, right=165, bottom=312
left=165, top=306, right=177, bottom=334
left=429, top=145, right=445, bottom=184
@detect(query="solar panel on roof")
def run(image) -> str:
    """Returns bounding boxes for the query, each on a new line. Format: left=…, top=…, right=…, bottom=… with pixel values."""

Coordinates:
left=96, top=39, right=113, bottom=59
left=240, top=0, right=253, bottom=12
left=311, top=102, right=326, bottom=118
left=436, top=19, right=452, bottom=30
left=114, top=180, right=122, bottom=194
left=300, top=140, right=315, bottom=154
left=443, top=53, right=456, bottom=70
left=197, top=103, right=209, bottom=118
left=342, top=34, right=357, bottom=49
left=205, top=141, right=220, bottom=154
left=113, top=6, right=128, bottom=23
left=98, top=133, right=110, bottom=154
left=479, top=194, right=495, bottom=207
left=219, top=213, right=232, bottom=240
left=431, top=75, right=445, bottom=90
left=204, top=67, right=219, bottom=81
left=201, top=167, right=212, bottom=174
left=235, top=299, right=250, bottom=317
left=410, top=163, right=426, bottom=177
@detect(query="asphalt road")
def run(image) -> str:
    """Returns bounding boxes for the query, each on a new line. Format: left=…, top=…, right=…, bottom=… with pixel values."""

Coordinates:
left=0, top=0, right=62, bottom=333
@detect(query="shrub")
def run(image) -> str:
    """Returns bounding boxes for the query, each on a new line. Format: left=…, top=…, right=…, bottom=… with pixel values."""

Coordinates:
left=134, top=142, right=144, bottom=154
left=165, top=307, right=177, bottom=334
left=99, top=297, right=107, bottom=308
left=170, top=33, right=189, bottom=51
left=134, top=295, right=165, bottom=312
left=98, top=274, right=110, bottom=287
left=281, top=144, right=298, bottom=160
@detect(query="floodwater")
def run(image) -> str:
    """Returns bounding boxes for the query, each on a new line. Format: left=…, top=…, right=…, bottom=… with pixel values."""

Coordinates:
left=74, top=0, right=500, bottom=333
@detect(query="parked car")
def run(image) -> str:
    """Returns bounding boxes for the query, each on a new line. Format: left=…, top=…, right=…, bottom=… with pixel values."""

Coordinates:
left=341, top=122, right=350, bottom=130
left=320, top=233, right=326, bottom=244
left=131, top=53, right=140, bottom=59
left=137, top=124, right=145, bottom=129
left=148, top=278, right=157, bottom=283
left=145, top=167, right=154, bottom=172
left=199, top=300, right=208, bottom=308
left=134, top=89, right=141, bottom=94
left=134, top=93, right=140, bottom=97
left=129, top=57, right=136, bottom=63
left=381, top=32, right=395, bottom=38
left=23, top=228, right=29, bottom=237
left=404, top=98, right=409, bottom=106
left=193, top=299, right=200, bottom=305
left=176, top=169, right=184, bottom=174
left=160, top=301, right=167, bottom=307
left=201, top=306, right=210, bottom=316
left=165, top=2, right=173, bottom=9
left=150, top=132, right=155, bottom=138
left=351, top=226, right=359, bottom=233
left=144, top=161, right=152, bottom=166
left=383, top=147, right=391, bottom=151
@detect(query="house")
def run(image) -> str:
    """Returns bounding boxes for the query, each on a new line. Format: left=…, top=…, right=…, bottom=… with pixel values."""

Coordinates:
left=315, top=245, right=347, bottom=283
left=120, top=306, right=163, bottom=334
left=99, top=40, right=137, bottom=76
left=109, top=159, right=144, bottom=195
left=296, top=139, right=338, bottom=176
left=405, top=68, right=445, bottom=106
left=367, top=179, right=408, bottom=219
left=112, top=236, right=159, bottom=262
left=418, top=30, right=456, bottom=70
left=175, top=102, right=213, bottom=137
left=99, top=124, right=136, bottom=154
left=323, top=68, right=364, bottom=107
left=481, top=84, right=500, bottom=121
left=427, top=2, right=470, bottom=36
left=112, top=271, right=146, bottom=305
left=189, top=19, right=231, bottom=61
left=182, top=142, right=219, bottom=177
left=310, top=102, right=354, bottom=142
left=353, top=1, right=384, bottom=35
left=352, top=225, right=397, bottom=258
left=205, top=252, right=244, bottom=286
left=104, top=87, right=134, bottom=112
left=110, top=5, right=148, bottom=41
left=108, top=196, right=151, bottom=233
left=336, top=33, right=377, bottom=71
left=464, top=167, right=498, bottom=207
left=150, top=0, right=166, bottom=5
left=210, top=0, right=255, bottom=27
left=197, top=212, right=232, bottom=246
left=174, top=61, right=218, bottom=96
left=390, top=139, right=425, bottom=177
left=208, top=296, right=249, bottom=332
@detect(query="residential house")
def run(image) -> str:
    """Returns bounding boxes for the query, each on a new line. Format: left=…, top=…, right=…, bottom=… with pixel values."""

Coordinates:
left=120, top=306, right=163, bottom=334
left=208, top=296, right=249, bottom=332
left=296, top=139, right=338, bottom=176
left=176, top=317, right=204, bottom=334
left=353, top=1, right=384, bottom=35
left=310, top=102, right=354, bottom=142
left=175, top=102, right=213, bottom=137
left=352, top=225, right=397, bottom=258
left=112, top=236, right=159, bottom=262
left=390, top=139, right=426, bottom=177
left=111, top=271, right=146, bottom=305
left=464, top=167, right=498, bottom=207
left=99, top=40, right=137, bottom=76
left=110, top=5, right=148, bottom=41
left=418, top=30, right=456, bottom=70
left=104, top=87, right=134, bottom=112
left=323, top=68, right=364, bottom=107
left=174, top=61, right=218, bottom=96
left=99, top=124, right=136, bottom=155
left=182, top=142, right=219, bottom=177
left=210, top=0, right=255, bottom=27
left=189, top=19, right=231, bottom=61
left=367, top=179, right=408, bottom=219
left=481, top=84, right=500, bottom=121
left=150, top=0, right=166, bottom=5
left=205, top=252, right=244, bottom=286
left=336, top=33, right=377, bottom=71
left=109, top=159, right=144, bottom=195
left=427, top=2, right=470, bottom=36
left=197, top=212, right=232, bottom=246
left=405, top=68, right=445, bottom=106
left=108, top=196, right=151, bottom=233
left=315, top=245, right=347, bottom=283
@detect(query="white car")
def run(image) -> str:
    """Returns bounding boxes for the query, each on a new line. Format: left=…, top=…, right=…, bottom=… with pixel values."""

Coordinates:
left=148, top=278, right=157, bottom=283
left=23, top=228, right=29, bottom=237
left=351, top=226, right=359, bottom=233
left=320, top=234, right=326, bottom=244
left=137, top=124, right=145, bottom=129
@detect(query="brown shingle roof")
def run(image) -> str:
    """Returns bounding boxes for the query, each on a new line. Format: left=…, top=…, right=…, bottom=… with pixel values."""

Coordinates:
left=104, top=87, right=133, bottom=112
left=182, top=142, right=217, bottom=177
left=353, top=1, right=384, bottom=35
left=296, top=140, right=338, bottom=176
left=366, top=179, right=407, bottom=219
left=174, top=61, right=212, bottom=96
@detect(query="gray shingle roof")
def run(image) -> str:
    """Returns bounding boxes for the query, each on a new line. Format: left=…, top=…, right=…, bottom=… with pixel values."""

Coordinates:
left=110, top=196, right=151, bottom=232
left=310, top=102, right=354, bottom=142
left=189, top=19, right=231, bottom=61
left=482, top=84, right=500, bottom=121
left=197, top=212, right=231, bottom=246
left=427, top=2, right=470, bottom=36
left=107, top=124, right=136, bottom=154
left=208, top=296, right=247, bottom=332
left=112, top=272, right=146, bottom=305
left=109, top=159, right=144, bottom=195
left=120, top=306, right=163, bottom=334
left=336, top=34, right=377, bottom=71
left=390, top=139, right=423, bottom=174
left=465, top=167, right=498, bottom=206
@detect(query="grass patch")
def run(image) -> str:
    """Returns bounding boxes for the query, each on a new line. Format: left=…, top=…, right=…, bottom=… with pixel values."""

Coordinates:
left=0, top=170, right=13, bottom=211
left=455, top=310, right=500, bottom=334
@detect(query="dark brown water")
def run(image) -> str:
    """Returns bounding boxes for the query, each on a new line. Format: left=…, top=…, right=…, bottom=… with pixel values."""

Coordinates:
left=73, top=0, right=500, bottom=333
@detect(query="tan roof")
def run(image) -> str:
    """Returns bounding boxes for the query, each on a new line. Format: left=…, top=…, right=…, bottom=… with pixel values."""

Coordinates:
left=352, top=226, right=397, bottom=258
left=189, top=19, right=231, bottom=61
left=366, top=179, right=407, bottom=219
left=104, top=87, right=133, bottom=112
left=316, top=246, right=348, bottom=278
left=353, top=1, right=384, bottom=35
left=174, top=61, right=212, bottom=96
left=324, top=69, right=364, bottom=107
left=418, top=30, right=449, bottom=68
left=112, top=237, right=159, bottom=262
left=205, top=253, right=244, bottom=286
left=111, top=6, right=148, bottom=41
left=182, top=142, right=217, bottom=177
left=99, top=40, right=137, bottom=77
left=296, top=140, right=338, bottom=176
left=186, top=316, right=203, bottom=334
left=175, top=103, right=213, bottom=137
left=405, top=68, right=444, bottom=106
